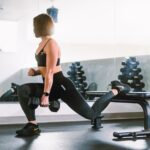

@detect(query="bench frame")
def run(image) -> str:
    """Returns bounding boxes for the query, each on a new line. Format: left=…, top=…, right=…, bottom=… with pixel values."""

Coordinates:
left=86, top=91, right=150, bottom=139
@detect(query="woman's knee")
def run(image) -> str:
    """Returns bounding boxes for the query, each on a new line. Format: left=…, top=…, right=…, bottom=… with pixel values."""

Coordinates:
left=17, top=84, right=31, bottom=98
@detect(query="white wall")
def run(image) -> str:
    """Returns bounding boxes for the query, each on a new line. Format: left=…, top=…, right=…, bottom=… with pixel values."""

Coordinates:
left=1, top=0, right=150, bottom=90
left=0, top=21, right=18, bottom=52
left=18, top=0, right=150, bottom=62
left=115, top=0, right=150, bottom=45
left=0, top=0, right=150, bottom=120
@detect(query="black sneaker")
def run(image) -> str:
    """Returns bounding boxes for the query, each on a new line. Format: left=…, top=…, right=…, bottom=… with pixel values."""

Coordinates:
left=111, top=80, right=130, bottom=94
left=16, top=123, right=41, bottom=137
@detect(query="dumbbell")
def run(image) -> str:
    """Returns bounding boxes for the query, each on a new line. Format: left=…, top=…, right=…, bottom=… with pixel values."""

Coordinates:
left=67, top=71, right=76, bottom=76
left=69, top=65, right=83, bottom=71
left=49, top=100, right=60, bottom=112
left=133, top=75, right=143, bottom=80
left=130, top=82, right=145, bottom=89
left=77, top=70, right=85, bottom=75
left=118, top=75, right=130, bottom=81
left=71, top=62, right=81, bottom=66
left=120, top=68, right=131, bottom=74
left=0, top=82, right=20, bottom=102
left=132, top=78, right=142, bottom=83
left=122, top=61, right=138, bottom=67
left=129, top=71, right=139, bottom=76
left=118, top=79, right=128, bottom=84
left=120, top=68, right=141, bottom=74
left=28, top=97, right=60, bottom=112
left=79, top=82, right=88, bottom=87
left=78, top=85, right=85, bottom=91
left=132, top=68, right=141, bottom=73
left=68, top=71, right=85, bottom=77
left=129, top=57, right=136, bottom=62
left=77, top=76, right=86, bottom=82
left=75, top=62, right=80, bottom=66
left=69, top=76, right=77, bottom=81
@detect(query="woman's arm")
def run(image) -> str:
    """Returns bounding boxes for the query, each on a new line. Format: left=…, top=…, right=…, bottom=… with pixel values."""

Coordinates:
left=44, top=39, right=58, bottom=93
left=28, top=68, right=41, bottom=76
left=34, top=69, right=41, bottom=76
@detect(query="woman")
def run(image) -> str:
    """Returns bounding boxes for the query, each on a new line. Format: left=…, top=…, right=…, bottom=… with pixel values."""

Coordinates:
left=16, top=14, right=130, bottom=136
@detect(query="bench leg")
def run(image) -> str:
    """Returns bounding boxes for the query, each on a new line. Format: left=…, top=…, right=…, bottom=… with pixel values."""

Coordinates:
left=91, top=116, right=103, bottom=130
left=139, top=100, right=150, bottom=130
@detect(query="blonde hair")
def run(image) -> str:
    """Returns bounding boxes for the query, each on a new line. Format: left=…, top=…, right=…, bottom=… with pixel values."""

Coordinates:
left=33, top=14, right=54, bottom=37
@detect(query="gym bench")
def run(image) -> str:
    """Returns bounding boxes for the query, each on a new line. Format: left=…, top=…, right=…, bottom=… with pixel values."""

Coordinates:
left=86, top=91, right=150, bottom=139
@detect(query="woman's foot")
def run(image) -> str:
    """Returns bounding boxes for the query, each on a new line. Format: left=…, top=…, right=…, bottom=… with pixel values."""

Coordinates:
left=111, top=80, right=130, bottom=94
left=16, top=122, right=41, bottom=137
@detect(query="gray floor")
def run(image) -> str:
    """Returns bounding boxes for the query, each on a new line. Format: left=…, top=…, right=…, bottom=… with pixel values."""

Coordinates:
left=0, top=119, right=150, bottom=150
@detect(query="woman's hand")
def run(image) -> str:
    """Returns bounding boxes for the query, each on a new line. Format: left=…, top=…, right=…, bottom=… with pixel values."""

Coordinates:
left=28, top=68, right=36, bottom=76
left=40, top=95, right=49, bottom=107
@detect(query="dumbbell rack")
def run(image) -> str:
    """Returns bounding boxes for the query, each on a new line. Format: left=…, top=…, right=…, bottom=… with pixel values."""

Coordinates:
left=67, top=62, right=88, bottom=99
left=118, top=57, right=145, bottom=91
left=0, top=83, right=18, bottom=102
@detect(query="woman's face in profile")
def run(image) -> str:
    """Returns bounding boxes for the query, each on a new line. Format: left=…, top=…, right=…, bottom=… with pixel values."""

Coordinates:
left=33, top=22, right=37, bottom=37
left=33, top=24, right=40, bottom=38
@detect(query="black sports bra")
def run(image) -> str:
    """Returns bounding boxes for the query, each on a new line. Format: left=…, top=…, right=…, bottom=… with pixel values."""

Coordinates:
left=35, top=39, right=60, bottom=67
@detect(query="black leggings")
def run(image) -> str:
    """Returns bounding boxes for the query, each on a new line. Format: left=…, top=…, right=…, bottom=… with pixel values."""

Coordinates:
left=17, top=71, right=114, bottom=121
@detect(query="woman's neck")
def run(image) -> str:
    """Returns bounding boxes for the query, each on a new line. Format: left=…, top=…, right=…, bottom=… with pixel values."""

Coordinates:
left=41, top=36, right=51, bottom=41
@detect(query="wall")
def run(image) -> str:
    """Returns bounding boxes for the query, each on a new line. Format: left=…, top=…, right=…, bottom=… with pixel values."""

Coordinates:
left=0, top=21, right=17, bottom=52
left=1, top=0, right=150, bottom=86
left=0, top=0, right=150, bottom=121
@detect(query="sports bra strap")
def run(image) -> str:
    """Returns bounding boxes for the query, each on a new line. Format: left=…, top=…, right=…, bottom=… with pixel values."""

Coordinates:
left=42, top=39, right=51, bottom=49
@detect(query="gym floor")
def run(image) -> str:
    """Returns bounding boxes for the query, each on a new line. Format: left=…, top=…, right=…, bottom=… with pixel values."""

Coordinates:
left=0, top=119, right=149, bottom=150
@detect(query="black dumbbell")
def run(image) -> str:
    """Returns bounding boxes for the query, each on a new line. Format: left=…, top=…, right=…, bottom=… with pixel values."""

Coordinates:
left=79, top=82, right=88, bottom=87
left=130, top=82, right=145, bottom=88
left=11, top=83, right=19, bottom=94
left=68, top=71, right=84, bottom=76
left=77, top=71, right=85, bottom=75
left=118, top=78, right=128, bottom=83
left=118, top=75, right=130, bottom=81
left=75, top=62, right=80, bottom=66
left=69, top=66, right=83, bottom=72
left=122, top=61, right=139, bottom=68
left=129, top=71, right=138, bottom=76
left=121, top=67, right=141, bottom=73
left=120, top=68, right=134, bottom=74
left=133, top=75, right=143, bottom=80
left=28, top=97, right=60, bottom=112
left=77, top=76, right=86, bottom=81
left=83, top=82, right=88, bottom=87
left=132, top=78, right=142, bottom=83
left=132, top=68, right=141, bottom=73
left=129, top=57, right=136, bottom=62
left=49, top=100, right=60, bottom=112
left=67, top=71, right=75, bottom=76
left=78, top=85, right=86, bottom=91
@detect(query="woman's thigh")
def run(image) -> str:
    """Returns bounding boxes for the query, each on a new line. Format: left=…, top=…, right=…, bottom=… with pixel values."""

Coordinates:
left=17, top=83, right=44, bottom=98
left=58, top=77, right=93, bottom=119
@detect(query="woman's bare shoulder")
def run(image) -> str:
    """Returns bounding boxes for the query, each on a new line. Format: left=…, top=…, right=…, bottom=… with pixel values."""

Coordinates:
left=45, top=38, right=60, bottom=54
left=47, top=38, right=60, bottom=49
left=48, top=38, right=58, bottom=45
